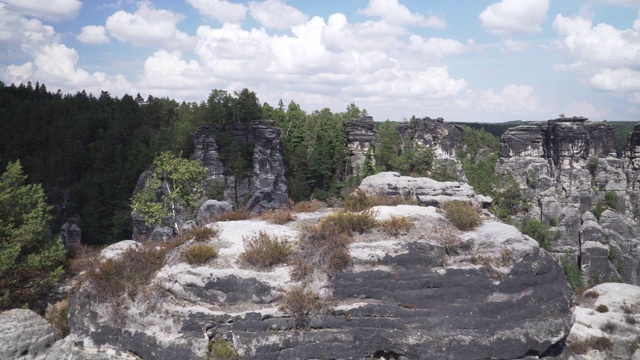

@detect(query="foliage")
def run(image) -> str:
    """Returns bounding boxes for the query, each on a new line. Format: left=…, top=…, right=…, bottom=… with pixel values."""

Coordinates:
left=319, top=210, right=378, bottom=235
left=291, top=223, right=353, bottom=280
left=291, top=199, right=326, bottom=212
left=206, top=180, right=226, bottom=201
left=182, top=225, right=219, bottom=242
left=561, top=254, right=584, bottom=292
left=260, top=208, right=296, bottom=224
left=46, top=298, right=70, bottom=338
left=131, top=151, right=207, bottom=236
left=596, top=304, right=609, bottom=313
left=0, top=160, right=66, bottom=311
left=520, top=218, right=556, bottom=250
left=457, top=126, right=500, bottom=196
left=207, top=339, right=240, bottom=360
left=604, top=191, right=618, bottom=209
left=182, top=243, right=217, bottom=265
left=378, top=216, right=415, bottom=236
left=213, top=210, right=250, bottom=221
left=587, top=157, right=599, bottom=177
left=441, top=201, right=481, bottom=231
left=593, top=202, right=605, bottom=221
left=343, top=189, right=379, bottom=212
left=239, top=231, right=291, bottom=269
left=278, top=284, right=329, bottom=329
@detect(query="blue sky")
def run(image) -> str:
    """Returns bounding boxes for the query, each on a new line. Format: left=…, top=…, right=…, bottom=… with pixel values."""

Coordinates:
left=1, top=0, right=640, bottom=122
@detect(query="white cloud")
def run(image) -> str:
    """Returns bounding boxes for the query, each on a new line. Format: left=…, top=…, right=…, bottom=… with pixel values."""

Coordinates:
left=249, top=0, right=307, bottom=29
left=77, top=26, right=110, bottom=44
left=476, top=84, right=542, bottom=114
left=592, top=0, right=640, bottom=7
left=105, top=2, right=194, bottom=50
left=187, top=0, right=247, bottom=24
left=407, top=36, right=466, bottom=59
left=3, top=0, right=81, bottom=21
left=480, top=0, right=549, bottom=35
left=0, top=4, right=58, bottom=59
left=590, top=68, right=640, bottom=91
left=359, top=0, right=446, bottom=28
left=562, top=100, right=610, bottom=119
left=501, top=38, right=529, bottom=53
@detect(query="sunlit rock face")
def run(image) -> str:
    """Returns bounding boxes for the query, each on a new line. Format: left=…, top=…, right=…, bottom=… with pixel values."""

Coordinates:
left=497, top=117, right=640, bottom=285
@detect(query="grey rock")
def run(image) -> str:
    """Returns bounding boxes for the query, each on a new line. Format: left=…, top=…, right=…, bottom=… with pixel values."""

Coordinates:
left=0, top=309, right=56, bottom=360
left=346, top=116, right=377, bottom=175
left=60, top=222, right=81, bottom=248
left=396, top=117, right=463, bottom=158
left=196, top=200, right=234, bottom=222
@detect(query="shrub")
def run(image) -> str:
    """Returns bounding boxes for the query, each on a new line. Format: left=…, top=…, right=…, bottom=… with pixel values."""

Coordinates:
left=184, top=226, right=219, bottom=242
left=343, top=189, right=379, bottom=212
left=587, top=157, right=599, bottom=177
left=279, top=284, right=329, bottom=329
left=291, top=224, right=353, bottom=280
left=593, top=202, right=605, bottom=221
left=520, top=218, right=556, bottom=250
left=596, top=304, right=609, bottom=313
left=432, top=221, right=464, bottom=255
left=561, top=254, right=584, bottom=292
left=239, top=232, right=291, bottom=269
left=206, top=180, right=226, bottom=201
left=214, top=210, right=250, bottom=222
left=591, top=336, right=613, bottom=351
left=622, top=301, right=636, bottom=314
left=441, top=201, right=480, bottom=231
left=626, top=315, right=638, bottom=325
left=86, top=244, right=167, bottom=301
left=46, top=298, right=70, bottom=338
left=378, top=216, right=415, bottom=236
left=605, top=191, right=618, bottom=209
left=291, top=199, right=326, bottom=213
left=182, top=244, right=217, bottom=265
left=569, top=336, right=613, bottom=354
left=601, top=321, right=617, bottom=334
left=260, top=209, right=296, bottom=224
left=207, top=339, right=240, bottom=360
left=567, top=339, right=589, bottom=355
left=583, top=290, right=599, bottom=299
left=319, top=209, right=378, bottom=235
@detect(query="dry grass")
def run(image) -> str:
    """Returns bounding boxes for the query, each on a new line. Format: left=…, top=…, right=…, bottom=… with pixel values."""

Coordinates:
left=260, top=208, right=296, bottom=224
left=596, top=304, right=609, bottom=313
left=319, top=209, right=378, bottom=235
left=213, top=210, right=251, bottom=222
left=278, top=284, right=330, bottom=329
left=601, top=321, right=617, bottom=334
left=239, top=231, right=291, bottom=269
left=441, top=201, right=481, bottom=231
left=378, top=216, right=415, bottom=236
left=343, top=189, right=417, bottom=212
left=568, top=336, right=613, bottom=354
left=181, top=225, right=219, bottom=242
left=431, top=221, right=465, bottom=255
left=182, top=243, right=218, bottom=265
left=291, top=224, right=353, bottom=280
left=291, top=199, right=327, bottom=213
left=46, top=298, right=70, bottom=338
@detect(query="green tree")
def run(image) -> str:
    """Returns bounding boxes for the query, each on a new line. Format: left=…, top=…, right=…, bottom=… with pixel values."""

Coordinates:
left=131, top=152, right=207, bottom=235
left=0, top=160, right=65, bottom=310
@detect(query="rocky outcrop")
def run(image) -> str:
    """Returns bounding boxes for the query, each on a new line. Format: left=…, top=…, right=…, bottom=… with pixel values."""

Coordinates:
left=396, top=117, right=463, bottom=158
left=0, top=309, right=56, bottom=359
left=346, top=116, right=378, bottom=175
left=60, top=221, right=81, bottom=248
left=133, top=121, right=288, bottom=240
left=69, top=178, right=575, bottom=359
left=497, top=117, right=640, bottom=285
left=358, top=171, right=492, bottom=207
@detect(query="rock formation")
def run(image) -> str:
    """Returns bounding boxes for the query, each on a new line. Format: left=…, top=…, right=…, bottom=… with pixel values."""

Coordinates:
left=67, top=174, right=575, bottom=359
left=346, top=116, right=378, bottom=175
left=396, top=117, right=463, bottom=158
left=497, top=117, right=640, bottom=285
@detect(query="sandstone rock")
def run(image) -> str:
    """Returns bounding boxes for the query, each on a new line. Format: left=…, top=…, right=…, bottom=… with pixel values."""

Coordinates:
left=358, top=171, right=492, bottom=207
left=196, top=200, right=234, bottom=222
left=0, top=309, right=56, bottom=359
left=99, top=240, right=140, bottom=261
left=346, top=116, right=377, bottom=174
left=60, top=222, right=81, bottom=248
left=396, top=117, right=463, bottom=158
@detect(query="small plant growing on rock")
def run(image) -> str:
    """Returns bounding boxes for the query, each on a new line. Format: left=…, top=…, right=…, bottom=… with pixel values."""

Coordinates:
left=587, top=157, right=599, bottom=178
left=278, top=284, right=330, bottom=329
left=291, top=224, right=353, bottom=280
left=604, top=191, right=618, bottom=210
left=561, top=254, right=584, bottom=292
left=343, top=189, right=378, bottom=211
left=622, top=300, right=636, bottom=314
left=592, top=336, right=613, bottom=351
left=46, top=298, right=70, bottom=338
left=601, top=321, right=617, bottom=334
left=596, top=304, right=610, bottom=313
left=239, top=231, right=291, bottom=269
left=213, top=210, right=250, bottom=222
left=291, top=199, right=326, bottom=212
left=441, top=201, right=480, bottom=231
left=583, top=290, right=600, bottom=299
left=182, top=244, right=217, bottom=265
left=626, top=315, right=638, bottom=325
left=378, top=216, right=414, bottom=236
left=207, top=339, right=240, bottom=360
left=319, top=209, right=377, bottom=235
left=260, top=208, right=296, bottom=224
left=520, top=218, right=556, bottom=250
left=183, top=225, right=218, bottom=242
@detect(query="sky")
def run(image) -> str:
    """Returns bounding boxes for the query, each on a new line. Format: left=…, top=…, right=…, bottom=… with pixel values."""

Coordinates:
left=1, top=0, right=640, bottom=123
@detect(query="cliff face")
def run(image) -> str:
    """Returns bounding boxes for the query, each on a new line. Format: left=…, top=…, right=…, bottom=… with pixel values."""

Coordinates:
left=396, top=117, right=463, bottom=158
left=497, top=117, right=639, bottom=284
left=132, top=121, right=288, bottom=240
left=346, top=116, right=377, bottom=175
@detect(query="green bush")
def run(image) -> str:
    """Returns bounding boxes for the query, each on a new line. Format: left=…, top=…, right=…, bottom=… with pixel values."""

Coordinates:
left=593, top=202, right=605, bottom=221
left=378, top=216, right=415, bottom=236
left=587, top=157, right=599, bottom=177
left=182, top=244, right=217, bottom=265
left=441, top=201, right=480, bottom=231
left=239, top=231, right=291, bottom=269
left=207, top=339, right=240, bottom=360
left=319, top=209, right=378, bottom=235
left=520, top=219, right=556, bottom=250
left=605, top=191, right=618, bottom=209
left=561, top=254, right=584, bottom=292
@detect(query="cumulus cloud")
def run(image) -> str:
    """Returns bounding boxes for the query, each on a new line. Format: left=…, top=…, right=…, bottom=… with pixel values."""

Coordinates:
left=187, top=0, right=247, bottom=24
left=407, top=36, right=466, bottom=59
left=590, top=68, right=640, bottom=91
left=476, top=84, right=542, bottom=114
left=563, top=100, right=610, bottom=119
left=501, top=38, right=529, bottom=53
left=249, top=0, right=307, bottom=29
left=480, top=0, right=549, bottom=35
left=3, top=0, right=81, bottom=21
left=77, top=26, right=110, bottom=44
left=359, top=0, right=446, bottom=28
left=105, top=2, right=194, bottom=50
left=0, top=4, right=58, bottom=60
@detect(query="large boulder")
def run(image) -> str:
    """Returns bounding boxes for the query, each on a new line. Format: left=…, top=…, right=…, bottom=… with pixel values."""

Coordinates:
left=0, top=309, right=56, bottom=359
left=69, top=205, right=574, bottom=359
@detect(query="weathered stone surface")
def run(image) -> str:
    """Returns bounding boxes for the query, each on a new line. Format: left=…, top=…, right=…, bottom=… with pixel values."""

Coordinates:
left=358, top=171, right=492, bottom=207
left=60, top=222, right=81, bottom=248
left=99, top=240, right=140, bottom=261
left=346, top=116, right=378, bottom=175
left=196, top=200, right=234, bottom=222
left=396, top=117, right=463, bottom=158
left=70, top=204, right=574, bottom=360
left=0, top=309, right=56, bottom=359
left=247, top=122, right=288, bottom=213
